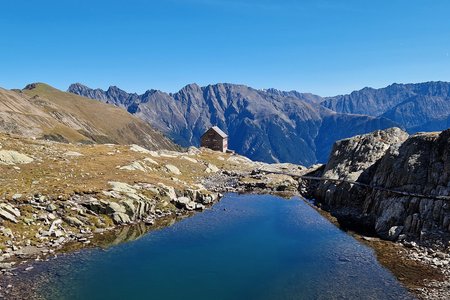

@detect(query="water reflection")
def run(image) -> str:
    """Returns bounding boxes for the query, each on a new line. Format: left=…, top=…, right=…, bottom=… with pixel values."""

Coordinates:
left=11, top=194, right=415, bottom=300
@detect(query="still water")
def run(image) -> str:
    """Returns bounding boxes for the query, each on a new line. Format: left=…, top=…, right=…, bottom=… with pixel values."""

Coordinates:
left=33, top=194, right=412, bottom=299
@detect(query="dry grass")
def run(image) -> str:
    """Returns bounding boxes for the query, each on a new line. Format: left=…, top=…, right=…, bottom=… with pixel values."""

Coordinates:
left=0, top=133, right=252, bottom=204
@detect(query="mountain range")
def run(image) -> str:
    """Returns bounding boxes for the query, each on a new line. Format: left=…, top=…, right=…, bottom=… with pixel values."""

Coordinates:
left=322, top=81, right=450, bottom=132
left=1, top=80, right=445, bottom=166
left=69, top=81, right=450, bottom=165
left=69, top=83, right=401, bottom=165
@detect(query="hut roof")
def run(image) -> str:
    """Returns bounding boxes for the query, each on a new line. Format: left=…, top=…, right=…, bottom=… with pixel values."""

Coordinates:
left=209, top=126, right=228, bottom=138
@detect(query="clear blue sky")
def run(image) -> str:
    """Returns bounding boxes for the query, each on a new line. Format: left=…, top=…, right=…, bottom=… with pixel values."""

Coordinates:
left=1, top=0, right=449, bottom=96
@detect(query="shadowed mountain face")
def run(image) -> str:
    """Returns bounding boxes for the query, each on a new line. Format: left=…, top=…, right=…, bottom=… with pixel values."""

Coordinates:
left=322, top=81, right=450, bottom=132
left=69, top=83, right=397, bottom=165
left=0, top=83, right=177, bottom=151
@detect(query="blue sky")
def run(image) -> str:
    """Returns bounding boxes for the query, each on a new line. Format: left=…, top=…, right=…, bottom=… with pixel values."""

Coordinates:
left=1, top=0, right=449, bottom=96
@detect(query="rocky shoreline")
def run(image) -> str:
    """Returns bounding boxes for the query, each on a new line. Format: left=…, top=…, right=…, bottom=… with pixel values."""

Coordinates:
left=296, top=128, right=450, bottom=300
left=1, top=166, right=449, bottom=299
left=0, top=184, right=224, bottom=297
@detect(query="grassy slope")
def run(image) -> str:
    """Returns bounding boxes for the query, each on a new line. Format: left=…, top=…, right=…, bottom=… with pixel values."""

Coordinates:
left=0, top=88, right=79, bottom=138
left=17, top=83, right=178, bottom=150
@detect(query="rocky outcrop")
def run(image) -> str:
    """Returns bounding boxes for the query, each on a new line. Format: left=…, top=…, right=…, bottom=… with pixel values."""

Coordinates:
left=308, top=127, right=450, bottom=245
left=365, top=130, right=450, bottom=241
left=311, top=127, right=409, bottom=216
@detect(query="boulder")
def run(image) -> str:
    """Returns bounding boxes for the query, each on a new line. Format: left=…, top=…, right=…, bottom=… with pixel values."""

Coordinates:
left=120, top=199, right=136, bottom=219
left=120, top=161, right=147, bottom=172
left=82, top=199, right=106, bottom=214
left=12, top=194, right=23, bottom=201
left=0, top=203, right=20, bottom=218
left=49, top=219, right=62, bottom=233
left=105, top=202, right=126, bottom=215
left=63, top=216, right=85, bottom=228
left=108, top=181, right=138, bottom=194
left=52, top=230, right=65, bottom=237
left=64, top=151, right=83, bottom=157
left=112, top=212, right=131, bottom=224
left=129, top=144, right=152, bottom=154
left=387, top=226, right=404, bottom=241
left=157, top=183, right=177, bottom=200
left=144, top=157, right=159, bottom=165
left=206, top=163, right=219, bottom=173
left=172, top=197, right=204, bottom=211
left=0, top=204, right=20, bottom=223
left=165, top=164, right=181, bottom=175
left=0, top=150, right=34, bottom=165
left=46, top=203, right=58, bottom=212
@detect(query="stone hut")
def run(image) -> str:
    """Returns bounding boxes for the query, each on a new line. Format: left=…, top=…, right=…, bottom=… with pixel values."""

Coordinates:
left=200, top=126, right=228, bottom=152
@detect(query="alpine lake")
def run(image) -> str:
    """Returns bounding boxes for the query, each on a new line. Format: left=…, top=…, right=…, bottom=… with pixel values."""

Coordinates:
left=14, top=194, right=414, bottom=299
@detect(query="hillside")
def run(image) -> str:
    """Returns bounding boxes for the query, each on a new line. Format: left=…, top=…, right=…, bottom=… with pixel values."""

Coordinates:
left=68, top=83, right=397, bottom=165
left=0, top=83, right=177, bottom=150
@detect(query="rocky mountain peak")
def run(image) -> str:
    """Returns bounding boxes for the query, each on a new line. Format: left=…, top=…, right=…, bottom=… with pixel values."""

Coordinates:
left=105, top=85, right=133, bottom=101
left=142, top=89, right=161, bottom=97
left=68, top=82, right=90, bottom=92
left=106, top=85, right=122, bottom=92
left=180, top=83, right=202, bottom=93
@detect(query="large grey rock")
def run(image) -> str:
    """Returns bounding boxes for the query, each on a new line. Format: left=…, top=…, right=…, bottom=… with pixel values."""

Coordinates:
left=165, top=164, right=181, bottom=175
left=388, top=226, right=404, bottom=241
left=172, top=197, right=204, bottom=211
left=108, top=181, right=138, bottom=194
left=105, top=202, right=126, bottom=215
left=0, top=150, right=33, bottom=165
left=112, top=212, right=131, bottom=224
left=120, top=199, right=136, bottom=218
left=0, top=203, right=21, bottom=218
left=321, top=127, right=409, bottom=182
left=0, top=203, right=20, bottom=223
left=312, top=127, right=450, bottom=242
left=315, top=128, right=409, bottom=213
left=157, top=183, right=177, bottom=201
left=63, top=216, right=85, bottom=228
